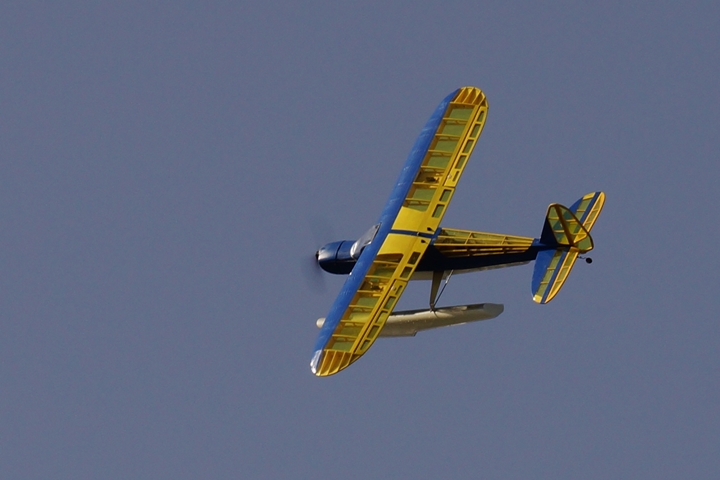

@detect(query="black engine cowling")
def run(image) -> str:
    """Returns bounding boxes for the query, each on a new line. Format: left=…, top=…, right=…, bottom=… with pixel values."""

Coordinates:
left=316, top=240, right=357, bottom=274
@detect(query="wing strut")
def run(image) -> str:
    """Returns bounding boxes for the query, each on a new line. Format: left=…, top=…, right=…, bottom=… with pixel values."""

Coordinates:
left=430, top=270, right=454, bottom=310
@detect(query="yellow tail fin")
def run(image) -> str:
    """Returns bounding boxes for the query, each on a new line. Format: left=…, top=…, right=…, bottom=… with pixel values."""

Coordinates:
left=542, top=204, right=593, bottom=252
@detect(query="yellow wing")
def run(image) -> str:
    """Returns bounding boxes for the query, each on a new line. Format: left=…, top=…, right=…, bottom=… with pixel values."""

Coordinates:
left=312, top=87, right=489, bottom=376
left=390, top=87, right=488, bottom=235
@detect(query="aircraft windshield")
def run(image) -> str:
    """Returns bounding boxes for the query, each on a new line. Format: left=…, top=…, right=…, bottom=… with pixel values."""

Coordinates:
left=350, top=223, right=381, bottom=259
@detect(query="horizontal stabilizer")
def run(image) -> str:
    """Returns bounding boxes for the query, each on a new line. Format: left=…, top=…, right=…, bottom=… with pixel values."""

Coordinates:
left=532, top=192, right=605, bottom=304
left=532, top=248, right=579, bottom=304
left=570, top=192, right=605, bottom=232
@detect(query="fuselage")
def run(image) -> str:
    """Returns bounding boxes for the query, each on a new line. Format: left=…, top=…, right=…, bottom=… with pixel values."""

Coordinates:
left=317, top=230, right=556, bottom=279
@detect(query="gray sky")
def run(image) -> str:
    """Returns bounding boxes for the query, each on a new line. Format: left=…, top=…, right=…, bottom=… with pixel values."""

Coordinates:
left=1, top=1, right=719, bottom=478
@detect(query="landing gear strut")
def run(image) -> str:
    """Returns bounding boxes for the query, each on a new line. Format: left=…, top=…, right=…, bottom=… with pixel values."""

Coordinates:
left=430, top=270, right=453, bottom=310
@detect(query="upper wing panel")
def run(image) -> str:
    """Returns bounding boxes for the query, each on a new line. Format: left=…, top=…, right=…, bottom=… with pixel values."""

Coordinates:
left=311, top=87, right=488, bottom=377
left=392, top=87, right=489, bottom=234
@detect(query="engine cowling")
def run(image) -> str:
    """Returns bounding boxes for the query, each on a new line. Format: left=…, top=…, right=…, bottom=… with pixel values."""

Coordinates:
left=316, top=224, right=380, bottom=274
left=316, top=240, right=357, bottom=274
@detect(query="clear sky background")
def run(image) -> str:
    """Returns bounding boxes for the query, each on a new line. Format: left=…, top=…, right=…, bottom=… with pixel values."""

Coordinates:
left=1, top=2, right=718, bottom=479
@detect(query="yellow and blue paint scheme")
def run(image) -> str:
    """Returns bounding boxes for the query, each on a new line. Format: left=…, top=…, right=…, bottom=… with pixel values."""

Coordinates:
left=531, top=192, right=605, bottom=303
left=311, top=87, right=488, bottom=376
left=319, top=192, right=604, bottom=299
left=311, top=87, right=605, bottom=377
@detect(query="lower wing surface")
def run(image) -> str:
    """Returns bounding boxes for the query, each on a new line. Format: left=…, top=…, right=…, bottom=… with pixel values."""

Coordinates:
left=311, top=87, right=489, bottom=376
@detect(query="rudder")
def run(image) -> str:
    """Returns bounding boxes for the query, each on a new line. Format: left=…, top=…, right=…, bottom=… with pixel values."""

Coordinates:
left=539, top=204, right=593, bottom=252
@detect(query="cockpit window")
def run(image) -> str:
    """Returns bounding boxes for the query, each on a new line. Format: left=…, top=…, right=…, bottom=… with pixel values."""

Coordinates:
left=350, top=223, right=381, bottom=259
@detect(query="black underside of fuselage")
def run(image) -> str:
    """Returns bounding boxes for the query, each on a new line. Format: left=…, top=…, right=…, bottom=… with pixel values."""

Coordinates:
left=318, top=241, right=547, bottom=276
left=414, top=245, right=541, bottom=273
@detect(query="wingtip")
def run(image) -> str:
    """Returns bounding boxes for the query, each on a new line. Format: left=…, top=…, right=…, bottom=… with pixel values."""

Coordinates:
left=310, top=350, right=322, bottom=375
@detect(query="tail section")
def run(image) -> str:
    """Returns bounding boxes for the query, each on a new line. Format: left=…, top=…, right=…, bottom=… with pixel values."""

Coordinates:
left=539, top=203, right=594, bottom=251
left=570, top=191, right=605, bottom=232
left=532, top=192, right=605, bottom=304
left=532, top=248, right=579, bottom=304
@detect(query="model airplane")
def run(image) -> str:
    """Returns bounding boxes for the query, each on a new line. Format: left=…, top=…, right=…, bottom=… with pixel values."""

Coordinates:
left=311, top=86, right=605, bottom=376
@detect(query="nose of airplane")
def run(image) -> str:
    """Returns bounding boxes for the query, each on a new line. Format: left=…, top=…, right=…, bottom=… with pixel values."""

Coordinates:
left=316, top=241, right=341, bottom=270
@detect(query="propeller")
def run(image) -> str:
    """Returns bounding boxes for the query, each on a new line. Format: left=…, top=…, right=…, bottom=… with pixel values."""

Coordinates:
left=301, top=216, right=333, bottom=293
left=301, top=248, right=326, bottom=293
